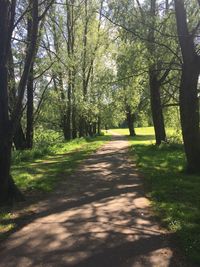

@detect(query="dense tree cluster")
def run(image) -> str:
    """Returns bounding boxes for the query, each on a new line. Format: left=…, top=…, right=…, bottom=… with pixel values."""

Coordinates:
left=0, top=0, right=200, bottom=204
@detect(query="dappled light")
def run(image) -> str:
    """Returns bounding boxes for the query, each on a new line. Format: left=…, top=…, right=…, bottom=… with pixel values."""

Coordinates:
left=0, top=0, right=200, bottom=266
left=0, top=134, right=179, bottom=267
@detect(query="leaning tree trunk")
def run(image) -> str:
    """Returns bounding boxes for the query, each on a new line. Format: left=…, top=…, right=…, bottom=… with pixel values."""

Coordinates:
left=149, top=69, right=166, bottom=145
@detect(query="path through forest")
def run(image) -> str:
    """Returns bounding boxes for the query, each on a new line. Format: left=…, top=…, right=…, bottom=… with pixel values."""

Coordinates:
left=0, top=133, right=185, bottom=266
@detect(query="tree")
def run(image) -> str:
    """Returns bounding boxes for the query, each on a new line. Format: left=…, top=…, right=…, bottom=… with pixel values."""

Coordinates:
left=0, top=0, right=37, bottom=203
left=0, top=0, right=40, bottom=204
left=174, top=0, right=200, bottom=172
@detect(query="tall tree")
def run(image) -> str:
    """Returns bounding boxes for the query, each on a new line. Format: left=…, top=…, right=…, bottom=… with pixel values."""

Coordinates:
left=147, top=0, right=167, bottom=145
left=174, top=0, right=200, bottom=172
left=0, top=0, right=39, bottom=204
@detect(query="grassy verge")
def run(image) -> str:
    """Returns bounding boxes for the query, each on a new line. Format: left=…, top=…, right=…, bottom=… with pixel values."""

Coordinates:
left=12, top=135, right=111, bottom=192
left=0, top=134, right=111, bottom=238
left=112, top=127, right=200, bottom=265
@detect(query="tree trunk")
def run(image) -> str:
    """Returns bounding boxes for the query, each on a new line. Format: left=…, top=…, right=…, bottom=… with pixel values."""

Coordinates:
left=174, top=0, right=200, bottom=172
left=72, top=105, right=77, bottom=139
left=0, top=0, right=39, bottom=204
left=13, top=123, right=27, bottom=150
left=93, top=122, right=97, bottom=135
left=126, top=109, right=136, bottom=137
left=79, top=116, right=86, bottom=137
left=166, top=0, right=169, bottom=11
left=0, top=136, right=24, bottom=204
left=149, top=69, right=166, bottom=145
left=85, top=121, right=89, bottom=136
left=97, top=116, right=101, bottom=135
left=62, top=114, right=68, bottom=140
left=65, top=73, right=72, bottom=141
left=0, top=135, right=12, bottom=204
left=0, top=1, right=24, bottom=204
left=26, top=64, right=34, bottom=148
left=0, top=65, right=21, bottom=204
left=65, top=107, right=71, bottom=140
left=147, top=0, right=167, bottom=145
left=179, top=63, right=200, bottom=172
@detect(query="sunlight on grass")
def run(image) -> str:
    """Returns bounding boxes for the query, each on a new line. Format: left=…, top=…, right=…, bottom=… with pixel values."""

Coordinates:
left=114, top=127, right=200, bottom=265
left=0, top=213, right=15, bottom=239
left=11, top=135, right=111, bottom=192
left=1, top=135, right=111, bottom=240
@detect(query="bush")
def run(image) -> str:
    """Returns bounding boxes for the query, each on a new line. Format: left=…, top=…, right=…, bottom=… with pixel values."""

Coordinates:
left=12, top=129, right=63, bottom=164
left=34, top=128, right=63, bottom=148
left=167, top=130, right=183, bottom=145
left=12, top=147, right=53, bottom=164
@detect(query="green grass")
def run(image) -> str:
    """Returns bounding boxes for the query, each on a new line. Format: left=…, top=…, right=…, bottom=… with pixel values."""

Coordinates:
left=0, top=134, right=110, bottom=238
left=12, top=135, right=110, bottom=192
left=112, top=127, right=200, bottom=265
left=0, top=213, right=14, bottom=237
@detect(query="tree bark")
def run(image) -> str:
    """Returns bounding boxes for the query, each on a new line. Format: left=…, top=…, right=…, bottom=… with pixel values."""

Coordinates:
left=13, top=123, right=27, bottom=150
left=0, top=64, right=15, bottom=203
left=93, top=122, right=97, bottom=135
left=0, top=0, right=24, bottom=204
left=72, top=105, right=77, bottom=139
left=166, top=0, right=169, bottom=11
left=179, top=64, right=200, bottom=172
left=65, top=73, right=72, bottom=140
left=79, top=118, right=85, bottom=137
left=149, top=68, right=167, bottom=145
left=97, top=116, right=101, bottom=135
left=126, top=107, right=136, bottom=137
left=0, top=0, right=39, bottom=204
left=174, top=0, right=200, bottom=172
left=147, top=0, right=167, bottom=145
left=7, top=44, right=27, bottom=150
left=26, top=64, right=34, bottom=148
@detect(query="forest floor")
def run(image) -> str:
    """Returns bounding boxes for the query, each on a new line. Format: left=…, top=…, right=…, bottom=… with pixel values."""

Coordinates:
left=0, top=132, right=191, bottom=267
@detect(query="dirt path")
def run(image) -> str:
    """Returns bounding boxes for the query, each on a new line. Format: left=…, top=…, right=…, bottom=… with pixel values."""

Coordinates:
left=0, top=134, right=185, bottom=267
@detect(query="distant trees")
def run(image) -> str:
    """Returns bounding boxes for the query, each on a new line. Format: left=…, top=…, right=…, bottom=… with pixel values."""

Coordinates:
left=44, top=0, right=112, bottom=140
left=105, top=0, right=200, bottom=171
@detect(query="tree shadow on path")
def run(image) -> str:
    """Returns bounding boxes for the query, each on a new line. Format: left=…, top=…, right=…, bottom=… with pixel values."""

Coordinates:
left=0, top=135, right=192, bottom=267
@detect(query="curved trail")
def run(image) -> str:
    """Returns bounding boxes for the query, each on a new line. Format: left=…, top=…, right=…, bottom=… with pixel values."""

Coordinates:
left=0, top=134, right=183, bottom=266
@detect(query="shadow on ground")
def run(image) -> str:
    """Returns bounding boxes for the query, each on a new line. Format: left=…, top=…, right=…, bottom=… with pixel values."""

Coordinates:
left=0, top=135, right=188, bottom=267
